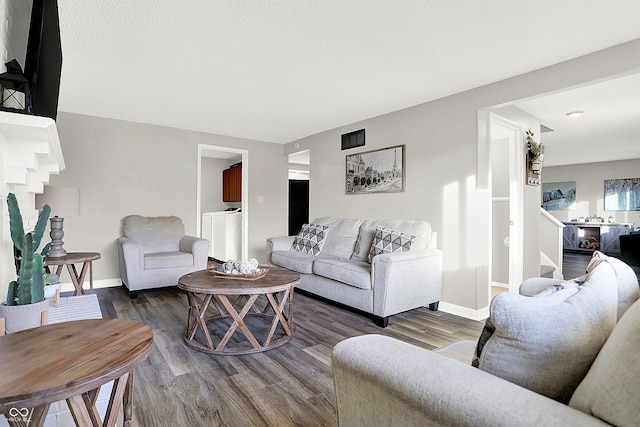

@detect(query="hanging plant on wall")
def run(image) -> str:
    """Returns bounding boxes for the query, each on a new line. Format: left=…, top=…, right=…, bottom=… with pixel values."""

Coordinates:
left=526, top=130, right=544, bottom=170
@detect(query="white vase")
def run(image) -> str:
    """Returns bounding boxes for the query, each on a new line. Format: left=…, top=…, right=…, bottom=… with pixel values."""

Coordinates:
left=44, top=283, right=61, bottom=298
left=0, top=299, right=49, bottom=334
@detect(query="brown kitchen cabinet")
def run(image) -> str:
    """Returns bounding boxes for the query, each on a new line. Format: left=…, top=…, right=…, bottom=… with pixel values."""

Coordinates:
left=223, top=164, right=242, bottom=202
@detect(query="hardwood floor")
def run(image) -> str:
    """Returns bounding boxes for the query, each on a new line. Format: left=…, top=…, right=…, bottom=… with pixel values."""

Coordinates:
left=93, top=286, right=484, bottom=427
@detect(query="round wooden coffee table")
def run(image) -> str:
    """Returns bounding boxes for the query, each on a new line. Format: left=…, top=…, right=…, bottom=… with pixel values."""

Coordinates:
left=178, top=266, right=301, bottom=355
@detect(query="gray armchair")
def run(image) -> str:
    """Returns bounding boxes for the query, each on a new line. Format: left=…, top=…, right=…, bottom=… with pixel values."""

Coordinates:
left=117, top=215, right=208, bottom=298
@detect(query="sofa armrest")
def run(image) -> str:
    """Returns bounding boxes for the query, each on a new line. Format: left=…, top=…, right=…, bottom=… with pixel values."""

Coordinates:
left=371, top=248, right=443, bottom=317
left=519, top=277, right=564, bottom=296
left=266, top=236, right=296, bottom=260
left=117, top=236, right=144, bottom=285
left=179, top=235, right=209, bottom=268
left=332, top=335, right=608, bottom=427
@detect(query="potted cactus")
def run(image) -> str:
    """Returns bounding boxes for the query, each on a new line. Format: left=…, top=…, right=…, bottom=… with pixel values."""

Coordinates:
left=0, top=193, right=52, bottom=333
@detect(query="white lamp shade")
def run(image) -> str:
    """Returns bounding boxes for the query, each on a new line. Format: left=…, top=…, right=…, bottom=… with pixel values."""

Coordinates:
left=35, top=186, right=80, bottom=217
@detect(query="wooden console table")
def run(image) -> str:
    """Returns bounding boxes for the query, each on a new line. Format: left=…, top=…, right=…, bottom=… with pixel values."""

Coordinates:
left=44, top=252, right=101, bottom=296
left=0, top=318, right=152, bottom=427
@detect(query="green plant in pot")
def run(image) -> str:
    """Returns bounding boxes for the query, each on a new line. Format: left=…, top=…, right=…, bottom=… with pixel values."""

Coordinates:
left=526, top=129, right=544, bottom=172
left=0, top=193, right=52, bottom=333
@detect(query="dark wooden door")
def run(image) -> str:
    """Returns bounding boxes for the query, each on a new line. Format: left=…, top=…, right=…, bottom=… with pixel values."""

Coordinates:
left=288, top=180, right=309, bottom=236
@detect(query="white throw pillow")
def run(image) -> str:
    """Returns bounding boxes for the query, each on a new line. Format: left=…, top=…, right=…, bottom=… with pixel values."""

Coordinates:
left=472, top=262, right=618, bottom=403
left=290, top=223, right=330, bottom=255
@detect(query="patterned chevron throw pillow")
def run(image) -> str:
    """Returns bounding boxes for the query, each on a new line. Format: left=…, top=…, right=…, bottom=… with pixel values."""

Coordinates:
left=291, top=223, right=330, bottom=255
left=368, top=226, right=416, bottom=262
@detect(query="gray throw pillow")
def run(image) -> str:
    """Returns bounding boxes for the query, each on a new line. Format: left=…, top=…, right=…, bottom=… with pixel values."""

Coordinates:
left=569, top=299, right=640, bottom=426
left=473, top=262, right=618, bottom=403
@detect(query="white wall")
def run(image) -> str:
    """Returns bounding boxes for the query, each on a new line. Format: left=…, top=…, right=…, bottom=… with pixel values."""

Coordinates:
left=283, top=40, right=640, bottom=316
left=543, top=158, right=640, bottom=226
left=52, top=112, right=288, bottom=282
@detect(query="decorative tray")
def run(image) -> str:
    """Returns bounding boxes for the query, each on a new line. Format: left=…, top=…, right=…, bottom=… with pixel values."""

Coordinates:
left=211, top=268, right=269, bottom=281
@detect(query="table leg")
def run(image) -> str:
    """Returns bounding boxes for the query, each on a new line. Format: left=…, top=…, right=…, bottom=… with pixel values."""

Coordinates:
left=123, top=370, right=134, bottom=427
left=89, top=260, right=94, bottom=294
left=103, top=371, right=130, bottom=427
left=66, top=264, right=83, bottom=296
left=66, top=394, right=95, bottom=426
left=77, top=262, right=91, bottom=295
left=264, top=290, right=293, bottom=347
left=185, top=292, right=214, bottom=349
left=217, top=294, right=261, bottom=351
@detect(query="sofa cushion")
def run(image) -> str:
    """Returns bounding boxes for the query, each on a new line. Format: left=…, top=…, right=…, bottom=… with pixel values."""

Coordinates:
left=472, top=262, right=618, bottom=403
left=584, top=251, right=639, bottom=320
left=352, top=219, right=431, bottom=261
left=291, top=223, right=330, bottom=255
left=271, top=250, right=317, bottom=274
left=123, top=215, right=185, bottom=253
left=144, top=251, right=194, bottom=269
left=569, top=299, right=640, bottom=426
left=313, top=217, right=363, bottom=258
left=313, top=257, right=372, bottom=290
left=367, top=226, right=416, bottom=263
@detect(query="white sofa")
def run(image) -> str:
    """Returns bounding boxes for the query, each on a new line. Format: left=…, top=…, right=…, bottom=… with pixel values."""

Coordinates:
left=332, top=253, right=640, bottom=426
left=266, top=217, right=443, bottom=327
left=117, top=215, right=209, bottom=298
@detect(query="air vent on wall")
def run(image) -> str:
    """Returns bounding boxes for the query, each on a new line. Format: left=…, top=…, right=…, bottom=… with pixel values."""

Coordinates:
left=341, top=129, right=365, bottom=150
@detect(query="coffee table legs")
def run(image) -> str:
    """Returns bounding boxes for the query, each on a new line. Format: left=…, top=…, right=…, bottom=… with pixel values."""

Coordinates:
left=184, top=290, right=295, bottom=355
left=2, top=370, right=136, bottom=427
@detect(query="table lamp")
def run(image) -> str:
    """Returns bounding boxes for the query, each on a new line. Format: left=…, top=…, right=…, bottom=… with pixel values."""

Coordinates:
left=35, top=185, right=80, bottom=257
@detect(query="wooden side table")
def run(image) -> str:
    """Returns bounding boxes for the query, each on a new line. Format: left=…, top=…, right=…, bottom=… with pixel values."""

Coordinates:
left=44, top=252, right=101, bottom=296
left=0, top=318, right=153, bottom=427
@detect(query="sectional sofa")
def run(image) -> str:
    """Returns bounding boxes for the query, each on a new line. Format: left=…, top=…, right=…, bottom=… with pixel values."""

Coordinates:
left=266, top=216, right=443, bottom=327
left=332, top=252, right=640, bottom=426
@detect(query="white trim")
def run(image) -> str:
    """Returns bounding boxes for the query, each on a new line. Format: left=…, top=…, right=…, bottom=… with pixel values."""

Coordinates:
left=439, top=301, right=489, bottom=321
left=488, top=113, right=524, bottom=295
left=491, top=281, right=509, bottom=288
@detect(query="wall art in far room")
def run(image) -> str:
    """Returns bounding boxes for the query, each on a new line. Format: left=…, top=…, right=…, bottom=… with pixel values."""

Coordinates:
left=542, top=181, right=576, bottom=211
left=345, top=145, right=405, bottom=194
left=604, top=177, right=640, bottom=211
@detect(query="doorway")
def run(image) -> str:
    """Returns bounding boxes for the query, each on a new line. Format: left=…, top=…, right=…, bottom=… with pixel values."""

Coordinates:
left=197, top=144, right=249, bottom=260
left=489, top=114, right=524, bottom=295
left=288, top=150, right=310, bottom=236
left=289, top=180, right=309, bottom=235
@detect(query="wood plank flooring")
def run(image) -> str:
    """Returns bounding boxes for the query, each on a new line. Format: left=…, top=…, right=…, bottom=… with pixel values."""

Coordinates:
left=93, top=286, right=484, bottom=427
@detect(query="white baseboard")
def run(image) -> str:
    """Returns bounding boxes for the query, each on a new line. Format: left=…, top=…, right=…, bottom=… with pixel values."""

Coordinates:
left=439, top=301, right=489, bottom=321
left=491, top=281, right=509, bottom=288
left=59, top=278, right=122, bottom=293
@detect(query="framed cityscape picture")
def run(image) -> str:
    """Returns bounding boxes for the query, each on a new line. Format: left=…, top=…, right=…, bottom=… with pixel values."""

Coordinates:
left=345, top=145, right=405, bottom=194
left=542, top=181, right=576, bottom=211
left=604, top=178, right=640, bottom=211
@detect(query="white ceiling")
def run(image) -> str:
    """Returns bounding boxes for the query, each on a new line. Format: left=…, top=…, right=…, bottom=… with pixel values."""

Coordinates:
left=515, top=73, right=640, bottom=167
left=56, top=1, right=640, bottom=152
